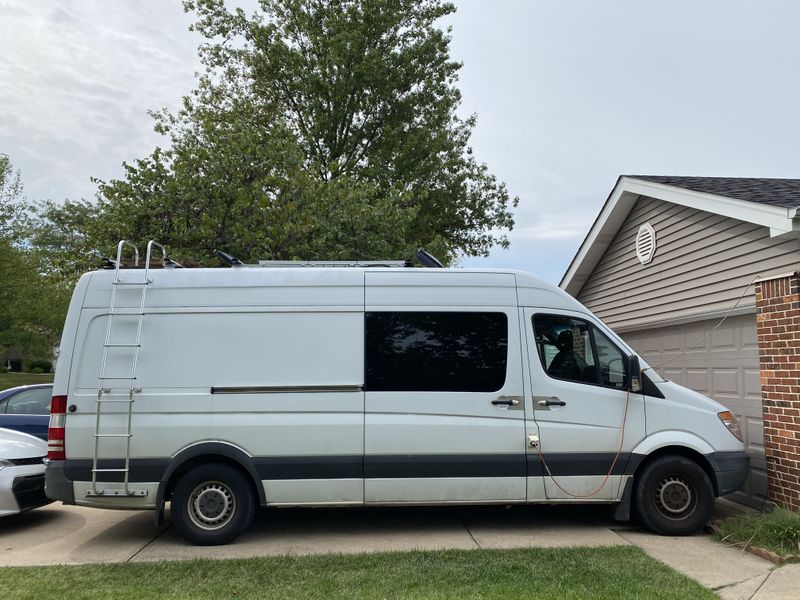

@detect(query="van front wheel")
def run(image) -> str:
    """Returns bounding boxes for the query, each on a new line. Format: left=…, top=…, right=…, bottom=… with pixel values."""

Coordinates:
left=171, top=463, right=256, bottom=545
left=634, top=455, right=714, bottom=535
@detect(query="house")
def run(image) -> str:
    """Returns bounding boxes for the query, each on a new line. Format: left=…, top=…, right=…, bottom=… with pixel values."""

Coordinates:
left=561, top=176, right=800, bottom=509
left=0, top=347, right=23, bottom=372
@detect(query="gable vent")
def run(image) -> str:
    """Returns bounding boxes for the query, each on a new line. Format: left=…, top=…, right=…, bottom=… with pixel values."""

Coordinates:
left=635, top=222, right=656, bottom=265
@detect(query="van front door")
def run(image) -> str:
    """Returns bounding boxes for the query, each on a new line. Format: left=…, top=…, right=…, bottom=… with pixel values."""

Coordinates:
left=523, top=309, right=646, bottom=501
left=364, top=272, right=527, bottom=503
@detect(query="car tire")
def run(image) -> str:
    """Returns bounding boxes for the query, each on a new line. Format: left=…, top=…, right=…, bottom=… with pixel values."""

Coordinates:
left=634, top=455, right=714, bottom=536
left=171, top=463, right=256, bottom=546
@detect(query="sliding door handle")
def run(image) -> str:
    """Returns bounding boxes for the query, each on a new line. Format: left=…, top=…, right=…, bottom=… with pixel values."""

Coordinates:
left=491, top=396, right=521, bottom=406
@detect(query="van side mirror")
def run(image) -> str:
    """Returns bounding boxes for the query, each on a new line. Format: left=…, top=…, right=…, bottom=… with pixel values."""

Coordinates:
left=629, top=356, right=642, bottom=393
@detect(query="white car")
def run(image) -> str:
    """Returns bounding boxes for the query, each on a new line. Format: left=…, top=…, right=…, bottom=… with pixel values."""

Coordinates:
left=0, top=428, right=51, bottom=516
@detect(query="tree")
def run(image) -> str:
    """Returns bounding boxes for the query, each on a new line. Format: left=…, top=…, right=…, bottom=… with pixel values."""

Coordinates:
left=1, top=154, right=28, bottom=354
left=54, top=0, right=515, bottom=266
left=1, top=154, right=69, bottom=362
left=0, top=153, right=24, bottom=241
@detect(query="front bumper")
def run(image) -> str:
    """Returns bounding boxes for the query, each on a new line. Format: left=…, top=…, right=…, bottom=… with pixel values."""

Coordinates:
left=708, top=451, right=750, bottom=496
left=12, top=473, right=51, bottom=512
left=0, top=463, right=49, bottom=516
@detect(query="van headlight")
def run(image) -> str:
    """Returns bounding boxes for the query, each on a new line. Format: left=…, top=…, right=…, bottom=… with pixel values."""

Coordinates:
left=718, top=411, right=743, bottom=441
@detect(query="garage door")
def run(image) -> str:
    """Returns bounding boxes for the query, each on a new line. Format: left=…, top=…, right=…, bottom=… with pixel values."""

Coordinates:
left=621, top=313, right=766, bottom=506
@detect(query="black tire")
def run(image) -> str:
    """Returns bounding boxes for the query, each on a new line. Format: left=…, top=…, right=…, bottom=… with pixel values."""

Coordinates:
left=171, top=462, right=256, bottom=546
left=634, top=455, right=714, bottom=536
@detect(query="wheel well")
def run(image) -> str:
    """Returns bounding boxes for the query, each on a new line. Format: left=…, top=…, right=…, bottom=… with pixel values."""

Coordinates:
left=164, top=455, right=260, bottom=503
left=633, top=446, right=718, bottom=496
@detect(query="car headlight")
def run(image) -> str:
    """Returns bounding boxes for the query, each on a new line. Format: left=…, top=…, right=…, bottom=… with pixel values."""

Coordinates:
left=718, top=411, right=743, bottom=441
left=0, top=458, right=13, bottom=470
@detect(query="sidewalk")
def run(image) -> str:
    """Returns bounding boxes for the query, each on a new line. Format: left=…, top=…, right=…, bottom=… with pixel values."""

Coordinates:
left=617, top=530, right=792, bottom=600
left=0, top=501, right=794, bottom=598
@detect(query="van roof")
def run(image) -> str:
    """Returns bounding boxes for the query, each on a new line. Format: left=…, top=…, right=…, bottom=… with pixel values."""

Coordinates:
left=80, top=267, right=586, bottom=312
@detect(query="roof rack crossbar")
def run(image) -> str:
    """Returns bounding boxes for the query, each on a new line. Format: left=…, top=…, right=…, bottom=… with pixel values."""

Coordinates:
left=256, top=260, right=410, bottom=268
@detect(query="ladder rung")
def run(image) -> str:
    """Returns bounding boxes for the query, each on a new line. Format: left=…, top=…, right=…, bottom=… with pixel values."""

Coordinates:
left=113, top=280, right=150, bottom=286
left=103, top=343, right=141, bottom=348
left=94, top=433, right=133, bottom=438
left=96, top=398, right=135, bottom=403
left=98, top=376, right=137, bottom=380
left=92, top=468, right=129, bottom=473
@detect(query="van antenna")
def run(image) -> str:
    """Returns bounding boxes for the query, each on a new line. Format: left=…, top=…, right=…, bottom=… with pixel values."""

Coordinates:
left=416, top=249, right=444, bottom=268
left=215, top=250, right=244, bottom=267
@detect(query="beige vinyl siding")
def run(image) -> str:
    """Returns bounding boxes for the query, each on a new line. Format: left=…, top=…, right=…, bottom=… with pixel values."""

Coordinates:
left=576, top=196, right=800, bottom=330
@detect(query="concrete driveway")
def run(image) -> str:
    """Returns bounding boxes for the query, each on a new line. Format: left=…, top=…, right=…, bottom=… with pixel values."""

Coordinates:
left=1, top=503, right=627, bottom=565
left=0, top=501, right=791, bottom=599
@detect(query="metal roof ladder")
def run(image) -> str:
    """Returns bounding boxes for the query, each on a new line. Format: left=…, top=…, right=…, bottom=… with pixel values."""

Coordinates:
left=87, top=240, right=167, bottom=498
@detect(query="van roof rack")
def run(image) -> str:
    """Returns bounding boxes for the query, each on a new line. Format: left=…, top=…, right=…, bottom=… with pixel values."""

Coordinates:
left=256, top=260, right=411, bottom=268
left=254, top=248, right=446, bottom=269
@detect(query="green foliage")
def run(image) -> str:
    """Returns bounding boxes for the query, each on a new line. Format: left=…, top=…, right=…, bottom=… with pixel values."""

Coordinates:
left=0, top=547, right=715, bottom=600
left=26, top=197, right=99, bottom=286
left=0, top=154, right=69, bottom=361
left=715, top=507, right=800, bottom=558
left=44, top=0, right=516, bottom=267
left=0, top=153, right=25, bottom=240
left=27, top=359, right=53, bottom=373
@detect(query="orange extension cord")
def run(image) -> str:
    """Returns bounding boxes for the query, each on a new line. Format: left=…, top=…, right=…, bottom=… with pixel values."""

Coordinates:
left=532, top=388, right=631, bottom=498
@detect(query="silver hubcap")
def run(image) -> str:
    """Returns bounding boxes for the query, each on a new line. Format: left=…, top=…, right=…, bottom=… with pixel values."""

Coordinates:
left=655, top=476, right=694, bottom=517
left=188, top=481, right=235, bottom=531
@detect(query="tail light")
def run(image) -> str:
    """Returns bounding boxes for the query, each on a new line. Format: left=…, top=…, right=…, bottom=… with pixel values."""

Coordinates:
left=48, top=395, right=68, bottom=460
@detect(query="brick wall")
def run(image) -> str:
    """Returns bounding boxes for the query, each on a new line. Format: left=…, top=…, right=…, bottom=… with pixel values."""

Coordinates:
left=755, top=273, right=800, bottom=511
left=572, top=326, right=588, bottom=361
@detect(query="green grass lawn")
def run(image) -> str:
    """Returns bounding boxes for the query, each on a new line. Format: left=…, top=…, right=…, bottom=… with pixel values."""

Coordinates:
left=0, top=372, right=54, bottom=391
left=0, top=546, right=714, bottom=600
left=715, top=507, right=800, bottom=558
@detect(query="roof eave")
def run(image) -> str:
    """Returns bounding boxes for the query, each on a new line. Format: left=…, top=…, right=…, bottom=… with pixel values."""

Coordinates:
left=559, top=176, right=799, bottom=297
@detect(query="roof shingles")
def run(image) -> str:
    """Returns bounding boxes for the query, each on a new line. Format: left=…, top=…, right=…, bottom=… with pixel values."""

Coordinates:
left=627, top=176, right=800, bottom=208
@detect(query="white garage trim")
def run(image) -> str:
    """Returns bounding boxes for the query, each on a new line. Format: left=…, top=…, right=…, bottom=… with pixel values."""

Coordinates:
left=612, top=306, right=756, bottom=333
left=561, top=177, right=800, bottom=296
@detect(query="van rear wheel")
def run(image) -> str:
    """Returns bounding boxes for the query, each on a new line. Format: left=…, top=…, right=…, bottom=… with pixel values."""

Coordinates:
left=171, top=463, right=255, bottom=545
left=634, top=455, right=714, bottom=536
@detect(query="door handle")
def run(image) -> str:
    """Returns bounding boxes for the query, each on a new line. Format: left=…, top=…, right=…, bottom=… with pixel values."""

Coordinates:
left=491, top=396, right=521, bottom=406
left=536, top=397, right=566, bottom=407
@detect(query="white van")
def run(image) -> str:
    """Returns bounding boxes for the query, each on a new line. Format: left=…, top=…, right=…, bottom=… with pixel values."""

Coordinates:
left=45, top=242, right=749, bottom=545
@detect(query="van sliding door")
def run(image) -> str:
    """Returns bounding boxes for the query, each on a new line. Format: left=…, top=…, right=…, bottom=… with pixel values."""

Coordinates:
left=363, top=272, right=526, bottom=504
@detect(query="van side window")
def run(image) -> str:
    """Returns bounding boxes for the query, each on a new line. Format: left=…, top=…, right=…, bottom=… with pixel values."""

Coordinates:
left=365, top=312, right=508, bottom=392
left=592, top=327, right=628, bottom=390
left=533, top=315, right=627, bottom=390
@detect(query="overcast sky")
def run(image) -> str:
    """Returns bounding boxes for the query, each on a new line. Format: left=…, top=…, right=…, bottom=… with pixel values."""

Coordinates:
left=2, top=1, right=799, bottom=283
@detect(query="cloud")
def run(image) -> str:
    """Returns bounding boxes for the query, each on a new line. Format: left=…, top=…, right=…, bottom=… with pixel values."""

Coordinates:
left=512, top=224, right=585, bottom=242
left=2, top=0, right=800, bottom=284
left=0, top=0, right=202, bottom=201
